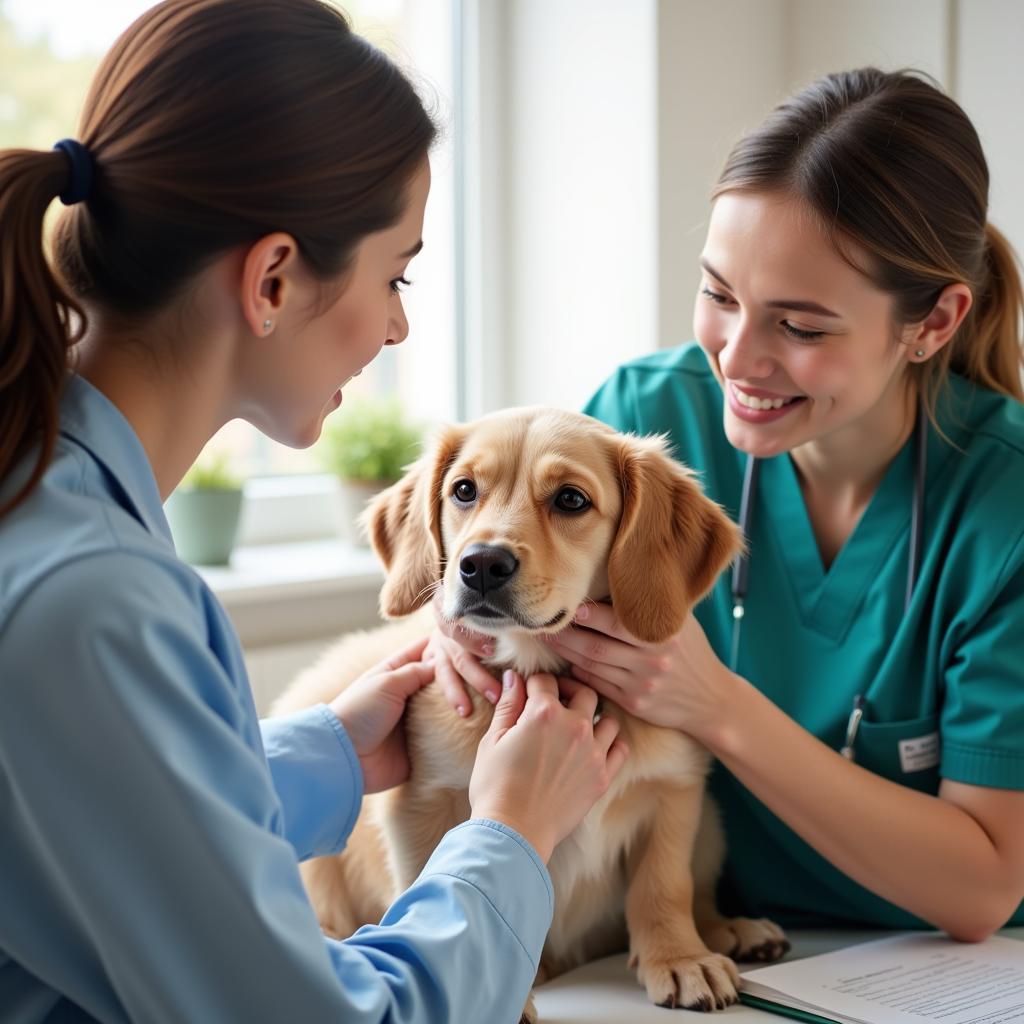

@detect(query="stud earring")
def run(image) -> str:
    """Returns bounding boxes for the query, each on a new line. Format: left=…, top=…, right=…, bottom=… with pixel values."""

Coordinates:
left=914, top=349, right=925, bottom=358
left=263, top=319, right=273, bottom=334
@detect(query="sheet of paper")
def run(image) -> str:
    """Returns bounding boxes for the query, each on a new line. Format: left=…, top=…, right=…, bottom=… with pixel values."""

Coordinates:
left=742, top=933, right=1024, bottom=1024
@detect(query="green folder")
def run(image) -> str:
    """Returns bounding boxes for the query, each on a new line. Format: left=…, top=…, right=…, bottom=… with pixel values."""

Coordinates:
left=739, top=993, right=845, bottom=1024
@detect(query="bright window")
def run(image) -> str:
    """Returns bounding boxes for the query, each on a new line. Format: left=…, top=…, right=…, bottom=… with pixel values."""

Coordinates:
left=0, top=0, right=458, bottom=481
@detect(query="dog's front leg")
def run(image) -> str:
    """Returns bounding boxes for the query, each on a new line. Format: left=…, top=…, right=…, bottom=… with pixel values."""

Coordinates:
left=625, top=782, right=740, bottom=1012
left=691, top=793, right=790, bottom=964
left=375, top=783, right=471, bottom=895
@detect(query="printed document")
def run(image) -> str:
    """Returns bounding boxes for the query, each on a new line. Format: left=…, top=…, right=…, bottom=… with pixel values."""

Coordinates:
left=740, top=932, right=1024, bottom=1024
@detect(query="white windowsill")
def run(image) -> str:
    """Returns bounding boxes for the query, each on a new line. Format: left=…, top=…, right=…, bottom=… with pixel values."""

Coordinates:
left=194, top=539, right=386, bottom=650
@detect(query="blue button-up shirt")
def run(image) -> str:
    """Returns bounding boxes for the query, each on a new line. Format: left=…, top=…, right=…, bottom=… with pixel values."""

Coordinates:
left=0, top=375, right=553, bottom=1022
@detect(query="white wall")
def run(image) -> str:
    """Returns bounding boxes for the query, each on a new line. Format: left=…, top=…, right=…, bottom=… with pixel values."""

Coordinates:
left=956, top=0, right=1024, bottom=255
left=656, top=0, right=787, bottom=352
left=785, top=0, right=951, bottom=90
left=471, top=0, right=659, bottom=412
left=480, top=0, right=1024, bottom=408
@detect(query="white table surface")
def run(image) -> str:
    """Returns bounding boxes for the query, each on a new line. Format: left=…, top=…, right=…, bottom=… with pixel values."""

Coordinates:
left=533, top=926, right=1024, bottom=1021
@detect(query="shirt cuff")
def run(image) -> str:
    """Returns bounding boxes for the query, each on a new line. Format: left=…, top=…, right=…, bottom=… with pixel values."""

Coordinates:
left=260, top=704, right=364, bottom=860
left=418, top=818, right=554, bottom=971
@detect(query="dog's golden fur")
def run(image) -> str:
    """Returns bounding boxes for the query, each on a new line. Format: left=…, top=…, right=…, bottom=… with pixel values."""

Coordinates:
left=274, top=407, right=787, bottom=1018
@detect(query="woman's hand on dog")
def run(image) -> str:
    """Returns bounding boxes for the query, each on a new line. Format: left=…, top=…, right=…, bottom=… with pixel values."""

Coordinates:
left=469, top=671, right=630, bottom=863
left=427, top=592, right=502, bottom=713
left=541, top=603, right=742, bottom=750
left=329, top=636, right=435, bottom=794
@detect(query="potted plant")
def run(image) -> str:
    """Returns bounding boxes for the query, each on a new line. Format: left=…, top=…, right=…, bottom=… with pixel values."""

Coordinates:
left=164, top=454, right=245, bottom=565
left=318, top=397, right=422, bottom=546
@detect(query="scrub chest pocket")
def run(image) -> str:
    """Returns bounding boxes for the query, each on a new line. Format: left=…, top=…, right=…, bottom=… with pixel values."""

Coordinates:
left=854, top=714, right=941, bottom=794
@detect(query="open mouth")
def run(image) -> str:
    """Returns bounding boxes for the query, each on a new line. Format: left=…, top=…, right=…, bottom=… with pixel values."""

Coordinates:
left=732, top=385, right=803, bottom=410
left=728, top=382, right=807, bottom=421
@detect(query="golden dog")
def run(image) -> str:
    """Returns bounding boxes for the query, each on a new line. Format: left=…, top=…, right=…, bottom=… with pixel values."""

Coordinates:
left=274, top=407, right=788, bottom=1019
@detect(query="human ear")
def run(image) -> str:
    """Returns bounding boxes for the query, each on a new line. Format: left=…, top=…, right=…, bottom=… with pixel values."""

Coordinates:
left=903, top=282, right=973, bottom=360
left=239, top=232, right=302, bottom=337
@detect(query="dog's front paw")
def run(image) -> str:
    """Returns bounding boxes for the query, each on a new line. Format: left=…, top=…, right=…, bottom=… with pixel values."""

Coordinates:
left=630, top=948, right=740, bottom=1011
left=702, top=916, right=790, bottom=963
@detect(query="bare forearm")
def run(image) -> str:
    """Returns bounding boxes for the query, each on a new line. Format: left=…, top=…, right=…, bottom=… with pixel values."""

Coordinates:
left=706, top=676, right=1018, bottom=940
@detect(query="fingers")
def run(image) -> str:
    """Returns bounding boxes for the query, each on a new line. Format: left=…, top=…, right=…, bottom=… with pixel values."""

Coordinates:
left=567, top=663, right=627, bottom=704
left=431, top=596, right=495, bottom=658
left=381, top=659, right=435, bottom=699
left=572, top=601, right=637, bottom=644
left=544, top=623, right=636, bottom=678
left=604, top=737, right=630, bottom=781
left=432, top=646, right=472, bottom=716
left=429, top=631, right=502, bottom=716
left=524, top=671, right=560, bottom=704
left=593, top=713, right=621, bottom=753
left=555, top=675, right=599, bottom=718
left=379, top=634, right=431, bottom=672
left=486, top=670, right=527, bottom=737
left=451, top=622, right=495, bottom=659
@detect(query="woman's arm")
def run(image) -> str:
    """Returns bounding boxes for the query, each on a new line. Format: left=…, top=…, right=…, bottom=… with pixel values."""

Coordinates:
left=709, top=674, right=1024, bottom=941
left=548, top=604, right=1024, bottom=940
left=2, top=552, right=551, bottom=1023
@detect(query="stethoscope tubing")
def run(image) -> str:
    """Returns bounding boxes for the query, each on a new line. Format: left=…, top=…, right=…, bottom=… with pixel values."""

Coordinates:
left=728, top=403, right=928, bottom=759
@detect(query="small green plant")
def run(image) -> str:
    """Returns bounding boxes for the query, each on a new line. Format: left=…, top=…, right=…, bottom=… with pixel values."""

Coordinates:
left=319, top=397, right=422, bottom=483
left=178, top=453, right=243, bottom=491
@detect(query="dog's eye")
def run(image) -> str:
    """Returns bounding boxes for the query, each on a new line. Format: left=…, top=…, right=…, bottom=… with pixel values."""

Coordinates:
left=452, top=479, right=477, bottom=504
left=554, top=487, right=591, bottom=513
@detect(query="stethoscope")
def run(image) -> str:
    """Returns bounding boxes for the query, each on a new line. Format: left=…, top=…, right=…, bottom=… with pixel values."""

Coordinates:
left=729, top=402, right=928, bottom=761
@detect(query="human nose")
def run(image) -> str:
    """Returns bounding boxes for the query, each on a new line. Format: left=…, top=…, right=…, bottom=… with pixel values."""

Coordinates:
left=718, top=319, right=774, bottom=382
left=384, top=298, right=409, bottom=347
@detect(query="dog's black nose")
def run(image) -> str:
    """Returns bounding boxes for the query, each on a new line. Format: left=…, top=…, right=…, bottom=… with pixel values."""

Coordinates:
left=459, top=544, right=519, bottom=595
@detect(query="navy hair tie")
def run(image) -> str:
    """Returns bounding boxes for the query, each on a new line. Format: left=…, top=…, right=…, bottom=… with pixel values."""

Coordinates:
left=52, top=138, right=95, bottom=206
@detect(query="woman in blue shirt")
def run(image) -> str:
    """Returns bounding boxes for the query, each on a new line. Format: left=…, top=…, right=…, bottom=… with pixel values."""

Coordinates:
left=0, top=1, right=628, bottom=1021
left=436, top=69, right=1024, bottom=940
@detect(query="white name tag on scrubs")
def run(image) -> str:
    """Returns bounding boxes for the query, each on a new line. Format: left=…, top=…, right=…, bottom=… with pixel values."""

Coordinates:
left=898, top=732, right=940, bottom=773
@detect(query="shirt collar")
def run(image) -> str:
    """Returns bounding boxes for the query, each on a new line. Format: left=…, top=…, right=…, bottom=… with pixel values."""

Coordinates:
left=60, top=374, right=175, bottom=548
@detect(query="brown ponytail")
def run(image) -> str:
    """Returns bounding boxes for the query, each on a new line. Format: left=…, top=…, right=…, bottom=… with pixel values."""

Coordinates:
left=712, top=67, right=1024, bottom=421
left=0, top=149, right=86, bottom=515
left=0, top=0, right=437, bottom=516
left=945, top=223, right=1024, bottom=402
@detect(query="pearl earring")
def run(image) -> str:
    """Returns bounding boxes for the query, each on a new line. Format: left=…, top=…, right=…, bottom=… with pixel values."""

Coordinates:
left=263, top=319, right=273, bottom=334
left=915, top=349, right=925, bottom=358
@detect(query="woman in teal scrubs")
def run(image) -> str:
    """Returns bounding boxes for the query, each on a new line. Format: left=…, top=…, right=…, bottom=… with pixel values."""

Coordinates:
left=437, top=68, right=1024, bottom=939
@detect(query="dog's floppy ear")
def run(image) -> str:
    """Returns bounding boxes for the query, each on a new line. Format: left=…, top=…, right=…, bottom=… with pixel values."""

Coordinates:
left=607, top=435, right=742, bottom=644
left=361, top=424, right=467, bottom=618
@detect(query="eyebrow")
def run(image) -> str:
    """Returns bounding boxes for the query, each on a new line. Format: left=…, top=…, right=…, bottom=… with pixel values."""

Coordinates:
left=399, top=239, right=424, bottom=259
left=700, top=257, right=842, bottom=319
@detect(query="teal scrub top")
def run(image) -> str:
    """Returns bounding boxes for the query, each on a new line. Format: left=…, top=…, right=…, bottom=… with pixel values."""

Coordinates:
left=584, top=342, right=1024, bottom=929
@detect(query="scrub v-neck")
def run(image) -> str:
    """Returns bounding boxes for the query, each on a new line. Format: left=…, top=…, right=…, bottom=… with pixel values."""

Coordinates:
left=759, top=438, right=915, bottom=642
